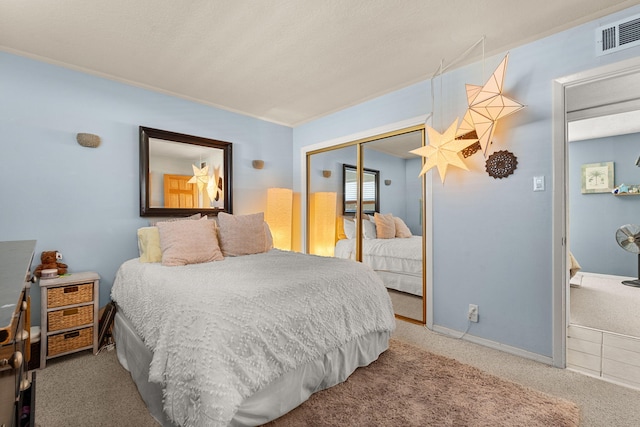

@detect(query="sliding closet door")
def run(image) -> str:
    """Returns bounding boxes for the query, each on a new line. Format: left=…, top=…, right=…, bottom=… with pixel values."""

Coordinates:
left=362, top=130, right=425, bottom=322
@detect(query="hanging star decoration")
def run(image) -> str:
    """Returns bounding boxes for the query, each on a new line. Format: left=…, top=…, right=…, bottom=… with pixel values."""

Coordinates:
left=207, top=165, right=222, bottom=201
left=459, top=54, right=524, bottom=157
left=187, top=164, right=209, bottom=192
left=410, top=119, right=478, bottom=183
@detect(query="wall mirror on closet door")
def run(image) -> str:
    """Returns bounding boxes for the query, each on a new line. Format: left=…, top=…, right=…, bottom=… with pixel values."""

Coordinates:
left=306, top=126, right=426, bottom=324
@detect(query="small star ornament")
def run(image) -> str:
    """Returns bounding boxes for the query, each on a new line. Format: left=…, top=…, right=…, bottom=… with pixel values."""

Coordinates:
left=410, top=119, right=478, bottom=183
left=187, top=164, right=209, bottom=192
left=459, top=54, right=524, bottom=157
left=207, top=165, right=222, bottom=201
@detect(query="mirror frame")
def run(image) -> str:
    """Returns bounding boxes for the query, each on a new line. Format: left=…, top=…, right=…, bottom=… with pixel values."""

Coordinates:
left=342, top=164, right=380, bottom=215
left=139, top=126, right=233, bottom=217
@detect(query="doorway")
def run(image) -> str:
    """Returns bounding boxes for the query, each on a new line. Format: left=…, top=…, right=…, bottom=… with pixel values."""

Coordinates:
left=553, top=56, right=640, bottom=387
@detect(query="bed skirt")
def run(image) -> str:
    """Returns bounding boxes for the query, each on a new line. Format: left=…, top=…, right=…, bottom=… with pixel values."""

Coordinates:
left=113, top=311, right=390, bottom=426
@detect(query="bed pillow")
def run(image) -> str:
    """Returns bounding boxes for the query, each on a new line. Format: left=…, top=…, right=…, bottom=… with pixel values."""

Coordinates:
left=264, top=222, right=274, bottom=251
left=394, top=216, right=413, bottom=238
left=363, top=217, right=377, bottom=239
left=374, top=213, right=396, bottom=239
left=343, top=217, right=356, bottom=239
left=217, top=212, right=267, bottom=256
left=137, top=226, right=162, bottom=263
left=157, top=218, right=223, bottom=266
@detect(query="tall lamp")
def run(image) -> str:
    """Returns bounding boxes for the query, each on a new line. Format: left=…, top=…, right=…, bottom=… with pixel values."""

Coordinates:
left=266, top=188, right=293, bottom=250
left=309, top=192, right=337, bottom=257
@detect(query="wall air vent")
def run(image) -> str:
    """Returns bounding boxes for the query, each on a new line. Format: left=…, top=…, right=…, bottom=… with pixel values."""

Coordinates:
left=596, top=13, right=640, bottom=56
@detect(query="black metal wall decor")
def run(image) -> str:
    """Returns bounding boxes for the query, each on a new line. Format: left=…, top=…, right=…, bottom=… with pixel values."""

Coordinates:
left=485, top=150, right=518, bottom=179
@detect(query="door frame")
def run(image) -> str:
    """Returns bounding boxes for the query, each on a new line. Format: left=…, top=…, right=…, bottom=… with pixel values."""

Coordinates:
left=551, top=56, right=640, bottom=368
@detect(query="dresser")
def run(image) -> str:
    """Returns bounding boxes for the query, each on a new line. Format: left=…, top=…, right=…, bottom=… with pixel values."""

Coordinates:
left=0, top=240, right=35, bottom=427
left=39, top=272, right=99, bottom=368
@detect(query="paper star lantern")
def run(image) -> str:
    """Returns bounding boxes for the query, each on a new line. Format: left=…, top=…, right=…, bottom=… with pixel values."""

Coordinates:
left=462, top=54, right=524, bottom=157
left=187, top=164, right=209, bottom=192
left=207, top=165, right=222, bottom=201
left=410, top=119, right=478, bottom=183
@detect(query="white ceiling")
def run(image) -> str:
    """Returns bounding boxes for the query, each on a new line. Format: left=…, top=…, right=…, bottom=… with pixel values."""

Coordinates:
left=1, top=0, right=639, bottom=127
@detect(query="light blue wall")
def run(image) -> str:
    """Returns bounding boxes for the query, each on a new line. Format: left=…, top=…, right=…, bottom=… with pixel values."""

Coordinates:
left=293, top=5, right=640, bottom=357
left=0, top=53, right=293, bottom=326
left=569, top=133, right=640, bottom=276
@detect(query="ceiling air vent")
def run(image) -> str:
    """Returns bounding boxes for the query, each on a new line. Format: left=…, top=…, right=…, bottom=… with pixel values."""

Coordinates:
left=596, top=13, right=640, bottom=56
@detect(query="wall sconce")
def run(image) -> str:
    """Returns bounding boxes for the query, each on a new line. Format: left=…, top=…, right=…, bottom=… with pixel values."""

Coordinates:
left=265, top=188, right=293, bottom=251
left=384, top=179, right=392, bottom=186
left=309, top=192, right=337, bottom=257
left=76, top=133, right=101, bottom=148
left=322, top=170, right=332, bottom=178
left=252, top=160, right=264, bottom=169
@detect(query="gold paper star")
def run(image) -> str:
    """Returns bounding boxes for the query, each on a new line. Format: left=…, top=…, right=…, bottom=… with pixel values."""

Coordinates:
left=187, top=164, right=209, bottom=192
left=462, top=54, right=524, bottom=156
left=410, top=119, right=478, bottom=183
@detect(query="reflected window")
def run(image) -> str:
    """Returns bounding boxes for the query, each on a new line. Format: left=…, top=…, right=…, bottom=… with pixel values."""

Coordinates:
left=342, top=164, right=379, bottom=215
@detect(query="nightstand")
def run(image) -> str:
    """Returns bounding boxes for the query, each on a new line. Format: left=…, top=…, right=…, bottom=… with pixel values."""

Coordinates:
left=39, top=272, right=99, bottom=368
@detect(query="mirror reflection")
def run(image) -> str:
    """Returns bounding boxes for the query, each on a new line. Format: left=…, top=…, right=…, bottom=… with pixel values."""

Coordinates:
left=307, top=127, right=426, bottom=323
left=140, top=127, right=232, bottom=217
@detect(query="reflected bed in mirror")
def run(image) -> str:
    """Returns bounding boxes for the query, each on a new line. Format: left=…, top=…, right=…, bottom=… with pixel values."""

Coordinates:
left=139, top=127, right=232, bottom=217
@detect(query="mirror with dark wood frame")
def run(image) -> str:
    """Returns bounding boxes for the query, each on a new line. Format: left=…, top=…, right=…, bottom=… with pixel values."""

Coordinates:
left=139, top=126, right=233, bottom=217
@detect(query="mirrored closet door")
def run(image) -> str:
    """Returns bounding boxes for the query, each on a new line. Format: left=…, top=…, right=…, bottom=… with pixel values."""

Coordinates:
left=306, top=126, right=426, bottom=324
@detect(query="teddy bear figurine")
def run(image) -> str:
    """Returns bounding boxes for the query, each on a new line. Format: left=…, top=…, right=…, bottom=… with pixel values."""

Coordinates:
left=34, top=250, right=68, bottom=277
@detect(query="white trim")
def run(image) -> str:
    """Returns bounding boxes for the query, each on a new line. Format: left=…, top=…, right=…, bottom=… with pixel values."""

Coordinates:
left=432, top=325, right=554, bottom=365
left=552, top=55, right=640, bottom=369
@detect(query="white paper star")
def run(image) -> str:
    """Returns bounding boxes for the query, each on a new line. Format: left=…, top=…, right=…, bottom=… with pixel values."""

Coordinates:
left=207, top=165, right=222, bottom=201
left=410, top=119, right=478, bottom=183
left=187, top=164, right=209, bottom=192
left=462, top=54, right=524, bottom=156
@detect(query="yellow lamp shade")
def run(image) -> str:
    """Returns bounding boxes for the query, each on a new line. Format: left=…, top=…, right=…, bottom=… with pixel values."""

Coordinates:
left=265, top=188, right=293, bottom=250
left=309, top=192, right=337, bottom=257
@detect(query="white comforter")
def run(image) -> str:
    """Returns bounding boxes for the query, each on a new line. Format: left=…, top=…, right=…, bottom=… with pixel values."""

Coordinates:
left=334, top=236, right=422, bottom=275
left=111, top=249, right=395, bottom=427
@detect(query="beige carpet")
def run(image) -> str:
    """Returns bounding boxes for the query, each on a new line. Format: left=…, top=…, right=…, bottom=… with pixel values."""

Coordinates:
left=265, top=339, right=579, bottom=426
left=570, top=272, right=640, bottom=337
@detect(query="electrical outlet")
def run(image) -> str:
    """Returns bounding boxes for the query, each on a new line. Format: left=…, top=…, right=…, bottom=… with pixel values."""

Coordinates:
left=468, top=304, right=479, bottom=322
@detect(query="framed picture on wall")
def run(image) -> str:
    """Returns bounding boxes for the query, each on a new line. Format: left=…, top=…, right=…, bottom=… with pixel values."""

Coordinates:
left=581, top=161, right=614, bottom=194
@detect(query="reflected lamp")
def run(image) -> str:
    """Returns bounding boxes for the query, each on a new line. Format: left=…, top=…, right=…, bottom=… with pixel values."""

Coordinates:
left=309, top=192, right=337, bottom=257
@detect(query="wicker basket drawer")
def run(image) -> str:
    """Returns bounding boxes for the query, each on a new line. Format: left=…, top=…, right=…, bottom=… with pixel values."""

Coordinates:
left=48, top=305, right=93, bottom=332
left=47, top=283, right=93, bottom=308
left=47, top=327, right=93, bottom=357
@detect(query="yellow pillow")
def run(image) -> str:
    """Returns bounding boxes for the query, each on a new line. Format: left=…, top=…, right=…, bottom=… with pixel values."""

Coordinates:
left=137, top=227, right=162, bottom=263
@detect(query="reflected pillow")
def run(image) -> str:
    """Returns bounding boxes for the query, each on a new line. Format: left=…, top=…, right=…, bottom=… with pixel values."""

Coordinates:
left=363, top=218, right=377, bottom=239
left=394, top=217, right=412, bottom=238
left=137, top=227, right=162, bottom=263
left=157, top=218, right=223, bottom=266
left=374, top=213, right=396, bottom=239
left=343, top=217, right=356, bottom=239
left=218, top=212, right=267, bottom=256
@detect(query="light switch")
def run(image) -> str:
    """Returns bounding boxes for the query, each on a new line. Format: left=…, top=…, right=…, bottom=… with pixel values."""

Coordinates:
left=533, top=176, right=545, bottom=192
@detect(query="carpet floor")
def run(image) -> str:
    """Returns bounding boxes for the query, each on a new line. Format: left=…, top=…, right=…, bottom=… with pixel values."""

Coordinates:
left=265, top=339, right=579, bottom=426
left=36, top=338, right=580, bottom=427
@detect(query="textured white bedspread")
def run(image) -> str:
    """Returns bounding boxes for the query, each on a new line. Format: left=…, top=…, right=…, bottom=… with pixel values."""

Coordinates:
left=111, top=250, right=395, bottom=427
left=335, top=236, right=422, bottom=274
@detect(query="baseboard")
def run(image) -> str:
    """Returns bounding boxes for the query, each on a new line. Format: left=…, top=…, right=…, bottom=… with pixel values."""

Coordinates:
left=431, top=325, right=554, bottom=365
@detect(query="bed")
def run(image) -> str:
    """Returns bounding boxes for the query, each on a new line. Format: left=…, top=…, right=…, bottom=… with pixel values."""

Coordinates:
left=334, top=236, right=423, bottom=296
left=111, top=215, right=396, bottom=427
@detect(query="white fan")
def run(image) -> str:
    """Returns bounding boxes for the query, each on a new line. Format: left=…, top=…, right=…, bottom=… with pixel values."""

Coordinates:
left=616, top=224, right=640, bottom=287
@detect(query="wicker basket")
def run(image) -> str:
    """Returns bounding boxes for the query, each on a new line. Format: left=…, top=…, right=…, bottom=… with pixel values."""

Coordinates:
left=48, top=305, right=93, bottom=331
left=47, top=327, right=93, bottom=357
left=47, top=283, right=93, bottom=308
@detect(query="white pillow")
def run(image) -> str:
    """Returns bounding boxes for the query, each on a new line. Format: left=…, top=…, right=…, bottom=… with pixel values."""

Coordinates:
left=363, top=218, right=377, bottom=239
left=394, top=216, right=413, bottom=238
left=343, top=217, right=356, bottom=239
